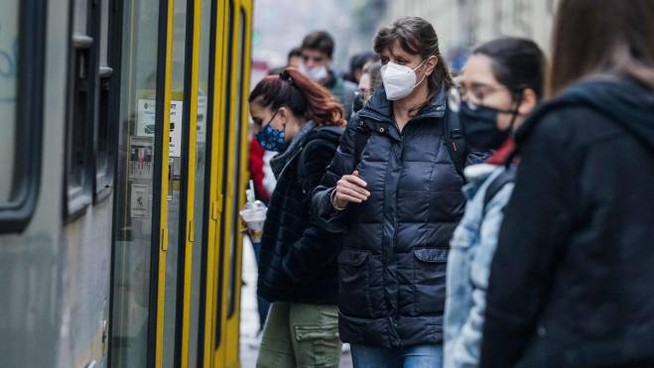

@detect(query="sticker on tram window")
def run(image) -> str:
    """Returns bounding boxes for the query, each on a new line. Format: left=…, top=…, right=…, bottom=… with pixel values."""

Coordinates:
left=169, top=100, right=183, bottom=158
left=130, top=183, right=151, bottom=218
left=136, top=99, right=156, bottom=137
left=196, top=94, right=208, bottom=144
left=135, top=98, right=184, bottom=157
left=129, top=137, right=154, bottom=179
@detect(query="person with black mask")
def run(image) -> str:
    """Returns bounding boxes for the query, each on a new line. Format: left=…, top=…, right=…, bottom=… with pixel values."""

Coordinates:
left=442, top=37, right=546, bottom=368
left=481, top=1, right=654, bottom=367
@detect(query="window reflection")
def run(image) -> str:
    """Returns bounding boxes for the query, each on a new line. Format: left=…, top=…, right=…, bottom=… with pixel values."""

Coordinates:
left=110, top=1, right=161, bottom=367
left=0, top=1, right=19, bottom=204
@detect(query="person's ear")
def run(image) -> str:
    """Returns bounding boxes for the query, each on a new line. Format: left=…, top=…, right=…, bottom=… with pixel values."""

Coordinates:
left=277, top=107, right=289, bottom=125
left=517, top=88, right=537, bottom=115
left=423, top=55, right=439, bottom=77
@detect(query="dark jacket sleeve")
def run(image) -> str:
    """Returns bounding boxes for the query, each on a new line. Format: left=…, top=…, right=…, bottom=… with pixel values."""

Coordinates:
left=310, top=115, right=359, bottom=233
left=282, top=137, right=342, bottom=282
left=480, top=112, right=576, bottom=367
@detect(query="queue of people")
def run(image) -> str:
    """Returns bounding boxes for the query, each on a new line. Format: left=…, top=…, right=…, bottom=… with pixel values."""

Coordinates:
left=244, top=0, right=654, bottom=366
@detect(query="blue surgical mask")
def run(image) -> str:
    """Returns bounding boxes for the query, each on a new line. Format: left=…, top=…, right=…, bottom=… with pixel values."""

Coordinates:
left=255, top=111, right=288, bottom=152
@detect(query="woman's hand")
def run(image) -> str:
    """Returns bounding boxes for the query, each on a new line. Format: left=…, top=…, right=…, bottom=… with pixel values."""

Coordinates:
left=332, top=170, right=370, bottom=210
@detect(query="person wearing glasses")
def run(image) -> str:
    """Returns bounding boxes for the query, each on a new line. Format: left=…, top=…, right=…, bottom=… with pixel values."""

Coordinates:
left=300, top=30, right=357, bottom=120
left=312, top=17, right=484, bottom=367
left=442, top=37, right=545, bottom=368
left=352, top=60, right=382, bottom=113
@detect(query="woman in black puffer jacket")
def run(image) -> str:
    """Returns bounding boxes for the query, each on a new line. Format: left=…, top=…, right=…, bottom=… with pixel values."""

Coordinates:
left=249, top=67, right=345, bottom=368
left=312, top=17, right=485, bottom=367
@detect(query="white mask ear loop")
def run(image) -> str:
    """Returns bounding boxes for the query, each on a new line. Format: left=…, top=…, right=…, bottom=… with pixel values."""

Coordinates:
left=410, top=58, right=429, bottom=91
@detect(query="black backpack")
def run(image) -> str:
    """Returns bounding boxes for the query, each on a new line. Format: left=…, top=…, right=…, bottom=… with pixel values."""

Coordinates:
left=352, top=106, right=468, bottom=177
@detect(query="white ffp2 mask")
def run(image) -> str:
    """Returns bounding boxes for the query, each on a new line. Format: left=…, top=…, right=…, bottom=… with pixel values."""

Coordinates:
left=380, top=60, right=427, bottom=101
left=299, top=63, right=328, bottom=81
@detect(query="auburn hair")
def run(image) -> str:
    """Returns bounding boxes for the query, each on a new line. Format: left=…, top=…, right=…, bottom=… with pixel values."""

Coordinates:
left=249, top=67, right=346, bottom=127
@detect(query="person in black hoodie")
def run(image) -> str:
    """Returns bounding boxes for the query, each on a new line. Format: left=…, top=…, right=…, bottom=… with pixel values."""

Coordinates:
left=480, top=1, right=654, bottom=367
left=249, top=67, right=345, bottom=367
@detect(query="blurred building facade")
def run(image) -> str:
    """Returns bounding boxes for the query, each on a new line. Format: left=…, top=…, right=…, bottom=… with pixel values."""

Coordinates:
left=379, top=0, right=559, bottom=70
left=251, top=0, right=387, bottom=78
left=251, top=0, right=560, bottom=84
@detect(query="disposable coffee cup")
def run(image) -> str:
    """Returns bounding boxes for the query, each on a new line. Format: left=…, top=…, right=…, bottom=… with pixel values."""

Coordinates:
left=240, top=180, right=267, bottom=243
left=240, top=206, right=266, bottom=243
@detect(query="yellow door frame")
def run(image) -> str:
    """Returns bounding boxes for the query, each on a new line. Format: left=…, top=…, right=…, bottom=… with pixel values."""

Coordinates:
left=224, top=0, right=253, bottom=366
left=154, top=0, right=174, bottom=366
left=202, top=0, right=229, bottom=366
left=179, top=0, right=202, bottom=366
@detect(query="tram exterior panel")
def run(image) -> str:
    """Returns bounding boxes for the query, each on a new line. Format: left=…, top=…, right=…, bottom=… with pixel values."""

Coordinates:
left=0, top=0, right=253, bottom=367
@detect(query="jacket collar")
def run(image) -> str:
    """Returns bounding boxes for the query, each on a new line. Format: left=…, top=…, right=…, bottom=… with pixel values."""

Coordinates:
left=358, top=84, right=448, bottom=124
left=270, top=121, right=316, bottom=178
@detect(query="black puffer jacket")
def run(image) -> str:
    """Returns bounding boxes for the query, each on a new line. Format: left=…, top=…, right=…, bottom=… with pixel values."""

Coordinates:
left=258, top=123, right=343, bottom=305
left=481, top=78, right=654, bottom=368
left=312, top=88, right=481, bottom=347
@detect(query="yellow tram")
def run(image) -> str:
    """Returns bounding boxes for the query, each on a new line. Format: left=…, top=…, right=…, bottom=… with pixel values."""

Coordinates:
left=0, top=0, right=253, bottom=367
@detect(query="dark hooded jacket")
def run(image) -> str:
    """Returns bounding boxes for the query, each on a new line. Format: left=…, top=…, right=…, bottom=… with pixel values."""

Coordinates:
left=481, top=78, right=654, bottom=368
left=312, top=87, right=483, bottom=347
left=257, top=123, right=343, bottom=305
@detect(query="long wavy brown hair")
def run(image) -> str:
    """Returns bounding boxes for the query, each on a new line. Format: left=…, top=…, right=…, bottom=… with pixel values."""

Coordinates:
left=249, top=67, right=346, bottom=127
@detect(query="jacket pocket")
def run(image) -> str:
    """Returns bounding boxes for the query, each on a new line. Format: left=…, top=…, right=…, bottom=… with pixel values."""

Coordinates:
left=337, top=250, right=372, bottom=317
left=413, top=248, right=449, bottom=315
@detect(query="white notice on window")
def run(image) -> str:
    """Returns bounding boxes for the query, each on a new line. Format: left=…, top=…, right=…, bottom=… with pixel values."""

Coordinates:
left=130, top=184, right=150, bottom=218
left=136, top=99, right=156, bottom=137
left=136, top=99, right=184, bottom=157
left=197, top=94, right=208, bottom=143
left=169, top=100, right=183, bottom=157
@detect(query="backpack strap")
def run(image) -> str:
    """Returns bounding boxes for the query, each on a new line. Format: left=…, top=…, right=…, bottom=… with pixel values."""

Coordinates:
left=444, top=106, right=468, bottom=178
left=353, top=119, right=372, bottom=166
left=483, top=165, right=517, bottom=211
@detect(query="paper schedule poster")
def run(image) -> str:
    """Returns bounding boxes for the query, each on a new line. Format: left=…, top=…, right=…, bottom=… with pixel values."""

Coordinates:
left=136, top=99, right=184, bottom=158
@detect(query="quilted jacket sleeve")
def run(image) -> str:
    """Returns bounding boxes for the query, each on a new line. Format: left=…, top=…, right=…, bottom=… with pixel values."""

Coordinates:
left=281, top=137, right=343, bottom=282
left=311, top=115, right=359, bottom=233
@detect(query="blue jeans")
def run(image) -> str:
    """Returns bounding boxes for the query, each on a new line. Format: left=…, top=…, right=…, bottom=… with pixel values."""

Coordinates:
left=350, top=344, right=443, bottom=368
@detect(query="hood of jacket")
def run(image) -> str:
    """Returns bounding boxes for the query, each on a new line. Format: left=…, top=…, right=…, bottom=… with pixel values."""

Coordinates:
left=517, top=77, right=654, bottom=152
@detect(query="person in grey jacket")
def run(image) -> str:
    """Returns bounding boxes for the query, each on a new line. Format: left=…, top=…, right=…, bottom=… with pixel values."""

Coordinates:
left=442, top=38, right=545, bottom=368
left=312, top=17, right=483, bottom=367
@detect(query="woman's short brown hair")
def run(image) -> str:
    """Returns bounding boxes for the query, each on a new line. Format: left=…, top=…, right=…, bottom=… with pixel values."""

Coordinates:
left=373, top=17, right=453, bottom=93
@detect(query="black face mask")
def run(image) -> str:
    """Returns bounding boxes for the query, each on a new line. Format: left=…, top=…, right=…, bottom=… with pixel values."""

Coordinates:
left=459, top=100, right=519, bottom=152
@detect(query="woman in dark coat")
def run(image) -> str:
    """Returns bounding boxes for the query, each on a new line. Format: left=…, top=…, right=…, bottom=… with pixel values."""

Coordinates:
left=480, top=1, right=654, bottom=367
left=312, top=17, right=484, bottom=367
left=249, top=67, right=345, bottom=368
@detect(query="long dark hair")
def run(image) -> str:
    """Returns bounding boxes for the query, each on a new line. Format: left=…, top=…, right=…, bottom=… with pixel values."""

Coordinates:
left=249, top=67, right=346, bottom=127
left=549, top=0, right=654, bottom=96
left=373, top=17, right=453, bottom=93
left=472, top=37, right=546, bottom=99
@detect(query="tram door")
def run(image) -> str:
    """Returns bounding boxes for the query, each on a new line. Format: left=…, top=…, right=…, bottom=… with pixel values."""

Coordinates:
left=110, top=0, right=251, bottom=367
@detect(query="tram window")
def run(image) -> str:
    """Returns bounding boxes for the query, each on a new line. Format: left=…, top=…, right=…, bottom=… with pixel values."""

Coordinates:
left=65, top=0, right=99, bottom=216
left=0, top=0, right=45, bottom=233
